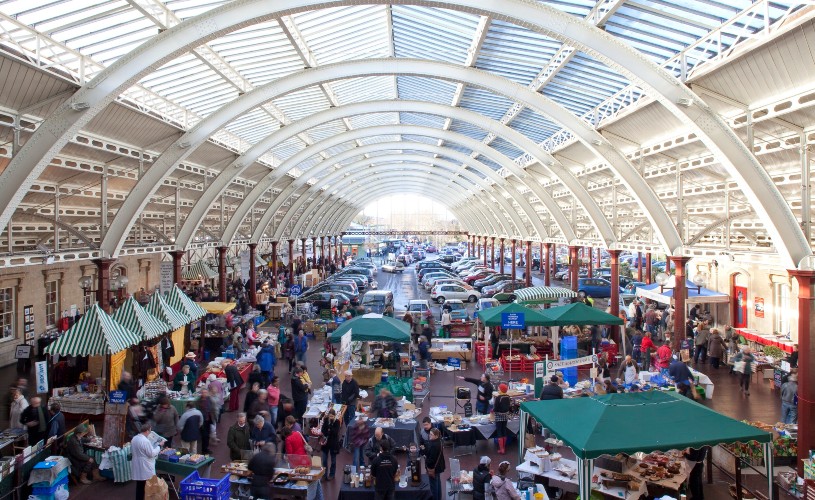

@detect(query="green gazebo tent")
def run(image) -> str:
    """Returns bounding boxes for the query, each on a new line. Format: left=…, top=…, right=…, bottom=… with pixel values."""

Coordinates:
left=475, top=302, right=553, bottom=326
left=540, top=302, right=624, bottom=326
left=328, top=313, right=410, bottom=343
left=519, top=392, right=773, bottom=500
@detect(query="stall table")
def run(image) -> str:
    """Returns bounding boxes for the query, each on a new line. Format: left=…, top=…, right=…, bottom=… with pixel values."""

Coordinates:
left=268, top=476, right=324, bottom=500
left=169, top=395, right=200, bottom=415
left=735, top=328, right=795, bottom=353
left=50, top=393, right=106, bottom=415
left=344, top=419, right=417, bottom=451
left=337, top=477, right=433, bottom=500
left=351, top=368, right=384, bottom=387
left=155, top=457, right=215, bottom=498
left=0, top=429, right=27, bottom=453
left=197, top=361, right=253, bottom=385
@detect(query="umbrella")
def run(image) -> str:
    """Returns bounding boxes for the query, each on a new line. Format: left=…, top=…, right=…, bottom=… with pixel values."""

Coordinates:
left=540, top=302, right=624, bottom=326
left=475, top=302, right=553, bottom=327
left=328, top=313, right=410, bottom=343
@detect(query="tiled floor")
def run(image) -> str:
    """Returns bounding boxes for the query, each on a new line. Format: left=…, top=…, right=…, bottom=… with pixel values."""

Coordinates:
left=4, top=262, right=789, bottom=500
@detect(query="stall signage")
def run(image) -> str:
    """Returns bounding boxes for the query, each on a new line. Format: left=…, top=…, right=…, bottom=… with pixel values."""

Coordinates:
left=159, top=262, right=173, bottom=294
left=240, top=251, right=250, bottom=282
left=289, top=285, right=302, bottom=297
left=35, top=361, right=48, bottom=394
left=109, top=390, right=126, bottom=404
left=447, top=357, right=461, bottom=368
left=545, top=354, right=598, bottom=371
left=501, top=312, right=525, bottom=329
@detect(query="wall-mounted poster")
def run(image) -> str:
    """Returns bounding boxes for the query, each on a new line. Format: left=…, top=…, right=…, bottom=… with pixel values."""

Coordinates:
left=23, top=305, right=34, bottom=341
left=754, top=297, right=764, bottom=318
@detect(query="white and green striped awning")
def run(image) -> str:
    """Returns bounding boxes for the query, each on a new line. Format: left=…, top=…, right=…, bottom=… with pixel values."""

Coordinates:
left=165, top=285, right=207, bottom=321
left=112, top=296, right=170, bottom=341
left=182, top=261, right=217, bottom=280
left=44, top=303, right=141, bottom=356
left=514, top=286, right=578, bottom=304
left=146, top=291, right=190, bottom=330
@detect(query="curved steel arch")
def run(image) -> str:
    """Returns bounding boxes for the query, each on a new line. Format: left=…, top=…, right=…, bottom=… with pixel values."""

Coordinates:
left=241, top=132, right=553, bottom=247
left=282, top=159, right=536, bottom=242
left=321, top=183, right=499, bottom=240
left=179, top=100, right=613, bottom=249
left=277, top=169, right=515, bottom=242
left=253, top=129, right=558, bottom=241
left=0, top=0, right=803, bottom=265
left=307, top=180, right=495, bottom=241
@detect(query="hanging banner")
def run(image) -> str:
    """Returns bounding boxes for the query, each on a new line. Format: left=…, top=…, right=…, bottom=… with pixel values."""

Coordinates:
left=339, top=328, right=353, bottom=365
left=240, top=251, right=250, bottom=282
left=544, top=354, right=598, bottom=372
left=159, top=262, right=174, bottom=294
left=35, top=361, right=48, bottom=394
left=109, top=350, right=127, bottom=391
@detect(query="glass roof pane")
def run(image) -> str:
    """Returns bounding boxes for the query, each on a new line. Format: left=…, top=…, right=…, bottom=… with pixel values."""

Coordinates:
left=331, top=76, right=396, bottom=105
left=489, top=137, right=524, bottom=159
left=458, top=86, right=516, bottom=122
left=475, top=19, right=561, bottom=86
left=273, top=86, right=331, bottom=122
left=396, top=76, right=458, bottom=104
left=398, top=113, right=446, bottom=129
left=293, top=5, right=391, bottom=65
left=510, top=108, right=563, bottom=144
left=449, top=120, right=489, bottom=142
left=347, top=113, right=400, bottom=129
left=392, top=6, right=480, bottom=64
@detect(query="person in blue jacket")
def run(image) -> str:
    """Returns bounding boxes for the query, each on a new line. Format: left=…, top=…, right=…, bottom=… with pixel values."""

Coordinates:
left=257, top=341, right=276, bottom=387
left=181, top=352, right=199, bottom=381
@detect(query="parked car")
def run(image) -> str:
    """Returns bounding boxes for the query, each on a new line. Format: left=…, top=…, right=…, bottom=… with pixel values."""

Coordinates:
left=621, top=281, right=646, bottom=301
left=473, top=274, right=512, bottom=290
left=491, top=282, right=526, bottom=303
left=426, top=245, right=437, bottom=253
left=381, top=261, right=405, bottom=273
left=361, top=290, right=394, bottom=314
left=464, top=270, right=496, bottom=285
left=576, top=277, right=622, bottom=298
left=425, top=276, right=467, bottom=291
left=418, top=266, right=454, bottom=281
left=475, top=298, right=500, bottom=312
left=289, top=291, right=349, bottom=311
left=441, top=299, right=469, bottom=321
left=430, top=283, right=481, bottom=303
left=421, top=270, right=458, bottom=285
left=440, top=253, right=458, bottom=263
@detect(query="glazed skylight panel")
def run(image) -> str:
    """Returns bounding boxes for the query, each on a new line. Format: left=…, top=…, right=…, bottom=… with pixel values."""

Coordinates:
left=292, top=5, right=391, bottom=65
left=448, top=121, right=490, bottom=143
left=391, top=6, right=479, bottom=64
left=272, top=86, right=331, bottom=122
left=533, top=0, right=597, bottom=18
left=207, top=21, right=303, bottom=87
left=400, top=135, right=438, bottom=145
left=270, top=136, right=308, bottom=163
left=488, top=138, right=524, bottom=159
left=346, top=113, right=399, bottom=130
left=162, top=0, right=230, bottom=20
left=308, top=121, right=350, bottom=143
left=225, top=108, right=279, bottom=145
left=396, top=77, right=457, bottom=104
left=509, top=108, right=562, bottom=144
left=357, top=136, right=401, bottom=146
left=459, top=87, right=515, bottom=122
left=398, top=112, right=446, bottom=129
left=475, top=20, right=561, bottom=86
left=330, top=76, right=396, bottom=105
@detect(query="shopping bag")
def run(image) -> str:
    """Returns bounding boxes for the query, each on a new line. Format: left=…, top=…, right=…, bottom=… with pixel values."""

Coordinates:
left=145, top=475, right=169, bottom=500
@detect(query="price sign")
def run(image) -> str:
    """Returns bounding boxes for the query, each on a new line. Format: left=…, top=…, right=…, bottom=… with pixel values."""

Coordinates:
left=109, top=390, right=127, bottom=404
left=501, top=312, right=525, bottom=329
left=289, top=285, right=302, bottom=297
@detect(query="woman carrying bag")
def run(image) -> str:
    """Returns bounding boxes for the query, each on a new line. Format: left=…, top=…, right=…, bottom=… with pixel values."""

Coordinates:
left=424, top=428, right=446, bottom=500
left=493, top=383, right=511, bottom=454
left=319, top=409, right=341, bottom=480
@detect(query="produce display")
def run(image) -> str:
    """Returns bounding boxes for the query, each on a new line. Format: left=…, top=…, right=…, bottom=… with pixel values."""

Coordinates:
left=722, top=421, right=797, bottom=460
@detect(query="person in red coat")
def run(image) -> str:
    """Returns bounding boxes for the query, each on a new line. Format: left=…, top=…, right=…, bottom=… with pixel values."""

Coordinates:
left=281, top=427, right=310, bottom=467
left=640, top=332, right=656, bottom=371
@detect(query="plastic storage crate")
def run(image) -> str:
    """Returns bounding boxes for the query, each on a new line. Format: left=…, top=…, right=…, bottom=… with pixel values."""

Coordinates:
left=31, top=474, right=68, bottom=500
left=180, top=471, right=230, bottom=500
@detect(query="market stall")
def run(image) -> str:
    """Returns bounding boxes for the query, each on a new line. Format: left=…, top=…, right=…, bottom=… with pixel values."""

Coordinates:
left=112, top=296, right=171, bottom=384
left=45, top=303, right=142, bottom=412
left=165, top=285, right=207, bottom=356
left=635, top=277, right=729, bottom=305
left=476, top=303, right=557, bottom=375
left=196, top=302, right=237, bottom=356
left=146, top=291, right=191, bottom=370
left=328, top=313, right=411, bottom=387
left=518, top=391, right=773, bottom=500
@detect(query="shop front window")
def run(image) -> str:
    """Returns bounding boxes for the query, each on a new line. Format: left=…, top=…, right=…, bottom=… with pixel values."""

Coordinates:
left=774, top=283, right=790, bottom=336
left=0, top=288, right=14, bottom=340
left=45, top=280, right=59, bottom=328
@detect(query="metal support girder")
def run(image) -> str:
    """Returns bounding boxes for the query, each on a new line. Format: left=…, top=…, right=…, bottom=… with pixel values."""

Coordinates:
left=180, top=99, right=612, bottom=250
left=99, top=58, right=656, bottom=256
left=22, top=211, right=98, bottom=249
left=0, top=0, right=805, bottom=266
left=289, top=179, right=496, bottom=242
left=275, top=157, right=528, bottom=240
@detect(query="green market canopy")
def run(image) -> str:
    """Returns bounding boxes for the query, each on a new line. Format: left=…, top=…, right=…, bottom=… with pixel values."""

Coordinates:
left=521, top=391, right=770, bottom=460
left=513, top=286, right=577, bottom=304
left=45, top=303, right=141, bottom=356
left=475, top=302, right=553, bottom=327
left=540, top=302, right=624, bottom=326
left=165, top=285, right=207, bottom=321
left=519, top=392, right=774, bottom=500
left=147, top=292, right=190, bottom=330
left=328, top=313, right=410, bottom=344
left=112, top=296, right=170, bottom=341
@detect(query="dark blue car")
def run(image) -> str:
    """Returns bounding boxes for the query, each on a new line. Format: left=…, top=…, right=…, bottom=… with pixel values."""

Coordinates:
left=576, top=278, right=623, bottom=298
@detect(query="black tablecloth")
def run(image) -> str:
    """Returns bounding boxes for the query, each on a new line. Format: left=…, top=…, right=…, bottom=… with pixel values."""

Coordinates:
left=344, top=421, right=417, bottom=450
left=444, top=427, right=477, bottom=447
left=337, top=478, right=433, bottom=500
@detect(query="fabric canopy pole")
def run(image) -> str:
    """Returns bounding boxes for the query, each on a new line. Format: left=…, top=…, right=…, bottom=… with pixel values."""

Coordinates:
left=518, top=409, right=527, bottom=465
left=763, top=442, right=775, bottom=500
left=577, top=458, right=594, bottom=500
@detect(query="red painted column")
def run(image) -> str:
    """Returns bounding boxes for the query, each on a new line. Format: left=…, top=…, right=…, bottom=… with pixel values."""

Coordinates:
left=271, top=241, right=278, bottom=287
left=499, top=239, right=506, bottom=274
left=94, top=258, right=114, bottom=313
left=645, top=253, right=652, bottom=284
left=666, top=256, right=671, bottom=275
left=569, top=246, right=579, bottom=292
left=596, top=248, right=601, bottom=268
left=170, top=250, right=183, bottom=285
left=670, top=256, right=692, bottom=350
left=587, top=247, right=593, bottom=276
left=248, top=243, right=257, bottom=306
left=218, top=246, right=228, bottom=302
left=789, top=270, right=815, bottom=476
left=544, top=243, right=551, bottom=287
left=637, top=252, right=644, bottom=282
left=525, top=241, right=532, bottom=287
left=287, top=239, right=295, bottom=281
left=609, top=250, right=621, bottom=317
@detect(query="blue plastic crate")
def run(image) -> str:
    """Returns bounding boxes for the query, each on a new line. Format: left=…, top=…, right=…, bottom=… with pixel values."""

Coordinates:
left=180, top=471, right=229, bottom=500
left=31, top=468, right=68, bottom=488
left=32, top=475, right=68, bottom=497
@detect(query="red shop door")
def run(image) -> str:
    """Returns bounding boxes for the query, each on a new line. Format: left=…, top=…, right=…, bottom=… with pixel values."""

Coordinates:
left=732, top=285, right=748, bottom=328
